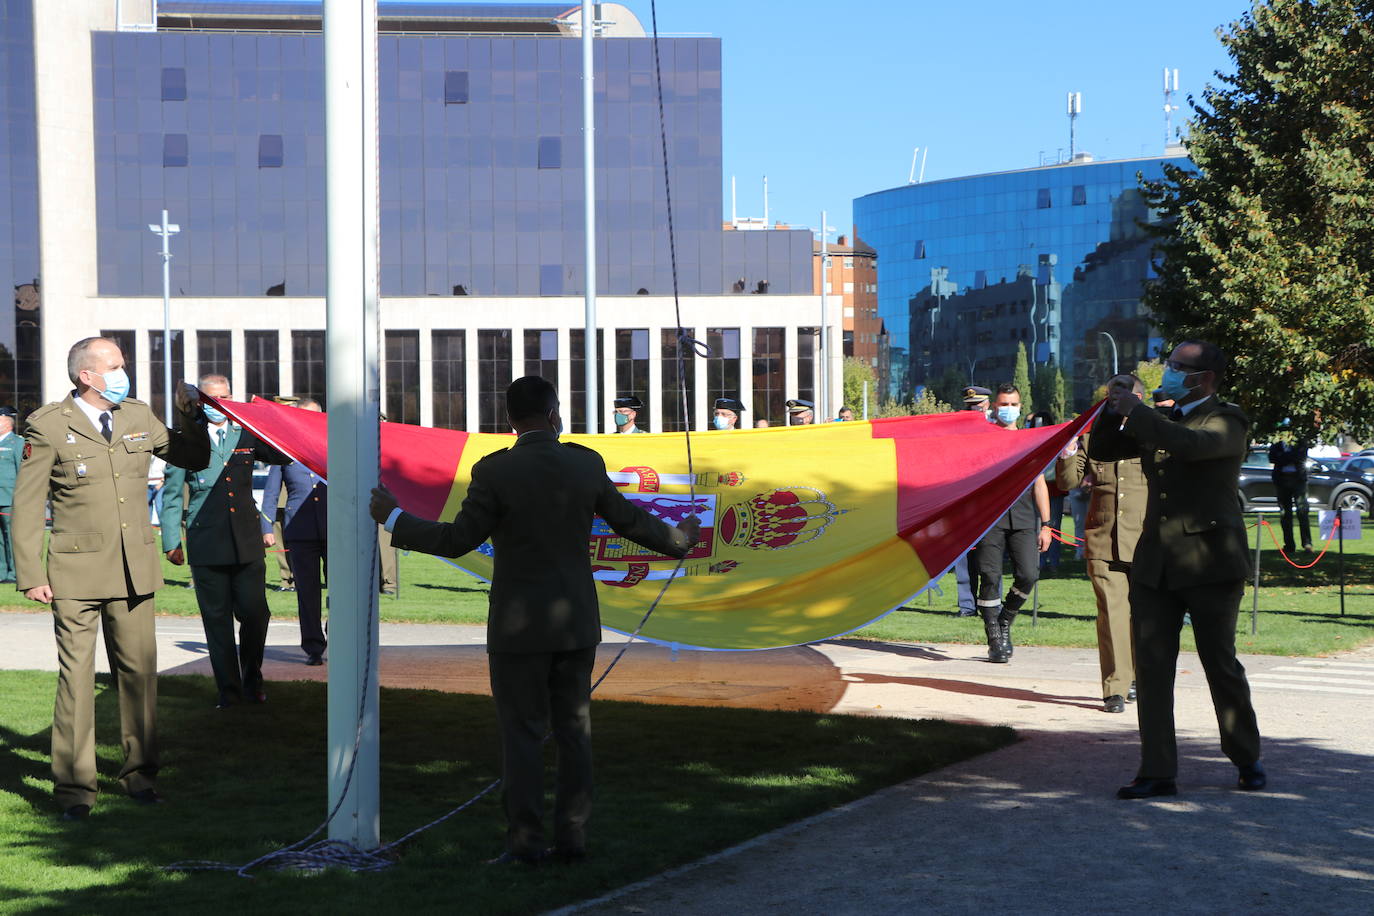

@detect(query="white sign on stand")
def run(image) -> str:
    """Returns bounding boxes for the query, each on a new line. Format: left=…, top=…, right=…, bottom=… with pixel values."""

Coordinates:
left=1318, top=509, right=1363, bottom=541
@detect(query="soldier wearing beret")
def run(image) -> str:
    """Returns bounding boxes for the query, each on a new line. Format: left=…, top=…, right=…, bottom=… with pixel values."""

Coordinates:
left=612, top=396, right=648, bottom=434
left=712, top=397, right=745, bottom=431
left=14, top=337, right=210, bottom=820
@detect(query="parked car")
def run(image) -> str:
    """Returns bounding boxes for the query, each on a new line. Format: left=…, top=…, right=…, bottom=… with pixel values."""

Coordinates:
left=1239, top=447, right=1372, bottom=515
left=1340, top=454, right=1374, bottom=484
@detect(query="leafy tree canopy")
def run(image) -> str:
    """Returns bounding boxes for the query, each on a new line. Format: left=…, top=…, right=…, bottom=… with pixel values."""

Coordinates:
left=1143, top=0, right=1374, bottom=445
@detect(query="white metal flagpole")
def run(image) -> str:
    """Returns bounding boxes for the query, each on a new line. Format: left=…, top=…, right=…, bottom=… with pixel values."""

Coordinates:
left=582, top=1, right=597, bottom=432
left=323, top=0, right=381, bottom=848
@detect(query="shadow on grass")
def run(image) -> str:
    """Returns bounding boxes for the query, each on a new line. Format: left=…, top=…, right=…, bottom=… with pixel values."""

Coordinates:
left=0, top=670, right=1013, bottom=915
left=409, top=582, right=491, bottom=595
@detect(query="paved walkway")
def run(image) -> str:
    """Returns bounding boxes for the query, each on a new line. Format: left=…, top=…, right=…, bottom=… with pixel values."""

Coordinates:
left=3, top=610, right=1372, bottom=914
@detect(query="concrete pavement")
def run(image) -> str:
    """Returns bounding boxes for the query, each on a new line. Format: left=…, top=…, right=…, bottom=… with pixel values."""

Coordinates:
left=3, top=609, right=1372, bottom=914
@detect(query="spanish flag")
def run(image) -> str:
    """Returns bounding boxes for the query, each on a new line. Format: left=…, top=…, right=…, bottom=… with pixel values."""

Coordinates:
left=214, top=398, right=1091, bottom=650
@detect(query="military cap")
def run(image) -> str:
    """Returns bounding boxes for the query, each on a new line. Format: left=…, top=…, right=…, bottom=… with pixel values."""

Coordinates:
left=785, top=398, right=814, bottom=414
left=613, top=396, right=644, bottom=410
left=962, top=386, right=992, bottom=405
left=714, top=397, right=746, bottom=414
left=0, top=406, right=15, bottom=418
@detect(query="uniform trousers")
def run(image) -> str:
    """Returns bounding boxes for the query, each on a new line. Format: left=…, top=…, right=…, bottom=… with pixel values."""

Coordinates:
left=286, top=539, right=327, bottom=655
left=1273, top=475, right=1312, bottom=552
left=488, top=647, right=596, bottom=858
left=50, top=594, right=159, bottom=808
left=0, top=505, right=15, bottom=580
left=1130, top=578, right=1261, bottom=779
left=272, top=518, right=294, bottom=588
left=972, top=525, right=1040, bottom=618
left=1087, top=558, right=1134, bottom=698
left=189, top=558, right=271, bottom=698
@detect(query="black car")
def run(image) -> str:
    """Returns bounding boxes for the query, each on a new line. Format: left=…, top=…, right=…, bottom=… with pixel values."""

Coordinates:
left=1239, top=448, right=1372, bottom=515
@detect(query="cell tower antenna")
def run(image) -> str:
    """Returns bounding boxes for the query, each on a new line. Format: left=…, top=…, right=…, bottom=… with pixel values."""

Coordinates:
left=1067, top=91, right=1082, bottom=159
left=1163, top=67, right=1180, bottom=147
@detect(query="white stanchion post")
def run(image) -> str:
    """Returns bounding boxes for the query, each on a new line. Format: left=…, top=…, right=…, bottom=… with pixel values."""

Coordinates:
left=323, top=0, right=381, bottom=848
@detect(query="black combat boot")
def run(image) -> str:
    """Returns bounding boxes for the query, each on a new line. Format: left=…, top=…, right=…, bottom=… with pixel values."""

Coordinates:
left=1000, top=588, right=1029, bottom=659
left=981, top=608, right=1009, bottom=663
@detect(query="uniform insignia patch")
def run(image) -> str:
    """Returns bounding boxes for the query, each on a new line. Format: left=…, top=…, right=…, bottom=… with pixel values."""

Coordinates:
left=123, top=432, right=150, bottom=442
left=22, top=442, right=31, bottom=460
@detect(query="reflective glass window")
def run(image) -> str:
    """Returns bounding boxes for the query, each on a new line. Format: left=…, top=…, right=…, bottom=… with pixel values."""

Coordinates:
left=615, top=329, right=649, bottom=423
left=384, top=330, right=420, bottom=424
left=431, top=329, right=466, bottom=430
left=292, top=330, right=326, bottom=407
left=163, top=133, right=189, bottom=167
left=796, top=328, right=816, bottom=405
left=537, top=136, right=560, bottom=169
left=523, top=329, right=558, bottom=386
left=477, top=330, right=512, bottom=433
left=569, top=328, right=604, bottom=434
left=659, top=329, right=695, bottom=432
left=244, top=330, right=279, bottom=398
left=147, top=330, right=186, bottom=422
left=99, top=330, right=138, bottom=394
left=258, top=134, right=284, bottom=168
left=1036, top=187, right=1052, bottom=209
left=197, top=330, right=233, bottom=380
left=444, top=70, right=469, bottom=104
left=705, top=327, right=740, bottom=416
left=161, top=67, right=187, bottom=101
left=752, top=327, right=784, bottom=425
left=1071, top=184, right=1087, bottom=206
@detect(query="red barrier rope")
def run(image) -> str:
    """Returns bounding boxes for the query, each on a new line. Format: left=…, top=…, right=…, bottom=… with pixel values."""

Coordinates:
left=1045, top=526, right=1082, bottom=547
left=1260, top=517, right=1339, bottom=570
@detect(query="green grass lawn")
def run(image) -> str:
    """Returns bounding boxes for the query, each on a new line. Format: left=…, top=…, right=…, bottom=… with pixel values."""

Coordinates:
left=4, top=518, right=1369, bottom=656
left=0, top=670, right=1012, bottom=915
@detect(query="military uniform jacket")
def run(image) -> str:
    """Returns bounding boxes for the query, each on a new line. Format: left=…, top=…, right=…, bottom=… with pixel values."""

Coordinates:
left=13, top=395, right=211, bottom=599
left=0, top=431, right=25, bottom=505
left=1057, top=431, right=1147, bottom=564
left=391, top=430, right=693, bottom=654
left=160, top=425, right=287, bottom=566
left=262, top=461, right=327, bottom=541
left=1087, top=395, right=1251, bottom=589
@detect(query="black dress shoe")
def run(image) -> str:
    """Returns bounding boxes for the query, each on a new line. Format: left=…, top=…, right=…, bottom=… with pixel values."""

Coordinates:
left=306, top=654, right=324, bottom=667
left=215, top=692, right=235, bottom=709
left=250, top=690, right=268, bottom=704
left=484, top=850, right=545, bottom=866
left=1238, top=761, right=1267, bottom=791
left=1103, top=695, right=1126, bottom=713
left=1116, top=777, right=1177, bottom=800
left=61, top=804, right=91, bottom=821
left=129, top=788, right=164, bottom=805
left=545, top=846, right=587, bottom=864
left=1127, top=681, right=1137, bottom=702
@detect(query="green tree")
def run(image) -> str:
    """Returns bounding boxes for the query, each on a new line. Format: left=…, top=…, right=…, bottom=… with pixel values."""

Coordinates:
left=1093, top=359, right=1166, bottom=404
left=842, top=357, right=878, bottom=417
left=931, top=364, right=968, bottom=411
left=874, top=390, right=953, bottom=418
left=1032, top=363, right=1069, bottom=422
left=1142, top=0, right=1374, bottom=443
left=1011, top=343, right=1033, bottom=419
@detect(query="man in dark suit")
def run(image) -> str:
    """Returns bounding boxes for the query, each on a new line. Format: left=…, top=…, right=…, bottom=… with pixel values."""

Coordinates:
left=160, top=374, right=289, bottom=708
left=261, top=398, right=329, bottom=665
left=1269, top=435, right=1312, bottom=554
left=370, top=376, right=699, bottom=865
left=1090, top=340, right=1265, bottom=799
left=14, top=337, right=210, bottom=819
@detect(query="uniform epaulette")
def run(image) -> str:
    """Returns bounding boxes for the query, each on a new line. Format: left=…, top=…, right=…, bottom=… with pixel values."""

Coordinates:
left=475, top=448, right=509, bottom=463
left=121, top=396, right=151, bottom=408
left=27, top=402, right=61, bottom=422
left=562, top=441, right=594, bottom=452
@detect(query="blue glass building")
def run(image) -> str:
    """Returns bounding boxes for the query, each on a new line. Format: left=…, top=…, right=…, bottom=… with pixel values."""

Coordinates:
left=854, top=154, right=1189, bottom=408
left=0, top=0, right=41, bottom=414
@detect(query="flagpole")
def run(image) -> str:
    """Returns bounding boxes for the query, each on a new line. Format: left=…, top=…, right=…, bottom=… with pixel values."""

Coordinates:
left=323, top=0, right=381, bottom=848
left=582, top=1, right=597, bottom=432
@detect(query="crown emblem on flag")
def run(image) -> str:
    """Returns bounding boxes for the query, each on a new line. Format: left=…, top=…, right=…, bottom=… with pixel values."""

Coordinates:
left=719, top=487, right=850, bottom=551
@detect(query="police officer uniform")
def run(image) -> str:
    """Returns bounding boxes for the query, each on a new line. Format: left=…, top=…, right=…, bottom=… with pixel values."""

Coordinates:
left=713, top=397, right=746, bottom=430
left=0, top=406, right=25, bottom=582
left=160, top=422, right=289, bottom=705
left=263, top=460, right=329, bottom=663
left=612, top=396, right=648, bottom=434
left=13, top=393, right=209, bottom=812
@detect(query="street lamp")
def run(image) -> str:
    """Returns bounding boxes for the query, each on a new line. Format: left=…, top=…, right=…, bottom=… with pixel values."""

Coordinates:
left=1098, top=331, right=1119, bottom=377
left=148, top=210, right=180, bottom=426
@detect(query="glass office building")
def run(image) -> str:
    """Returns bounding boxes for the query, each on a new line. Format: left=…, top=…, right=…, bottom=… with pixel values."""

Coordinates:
left=90, top=18, right=811, bottom=298
left=854, top=155, right=1189, bottom=409
left=0, top=0, right=41, bottom=415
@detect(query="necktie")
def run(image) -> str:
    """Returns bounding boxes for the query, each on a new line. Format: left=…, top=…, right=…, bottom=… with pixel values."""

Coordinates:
left=99, top=412, right=112, bottom=442
left=217, top=428, right=226, bottom=449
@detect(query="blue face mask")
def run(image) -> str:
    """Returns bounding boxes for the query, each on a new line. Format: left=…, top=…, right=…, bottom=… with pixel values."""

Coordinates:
left=203, top=405, right=227, bottom=425
left=614, top=411, right=630, bottom=427
left=713, top=415, right=732, bottom=430
left=98, top=367, right=130, bottom=405
left=1158, top=366, right=1196, bottom=402
left=995, top=405, right=1020, bottom=426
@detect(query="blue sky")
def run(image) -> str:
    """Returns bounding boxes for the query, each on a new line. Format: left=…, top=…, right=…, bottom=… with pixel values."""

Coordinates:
left=410, top=1, right=1250, bottom=233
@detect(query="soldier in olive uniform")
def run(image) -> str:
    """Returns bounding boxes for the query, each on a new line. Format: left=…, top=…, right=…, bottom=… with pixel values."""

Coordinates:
left=0, top=406, right=25, bottom=582
left=371, top=377, right=699, bottom=865
left=13, top=337, right=210, bottom=819
left=1091, top=341, right=1265, bottom=799
left=160, top=375, right=289, bottom=708
left=1057, top=374, right=1148, bottom=713
left=612, top=396, right=648, bottom=433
